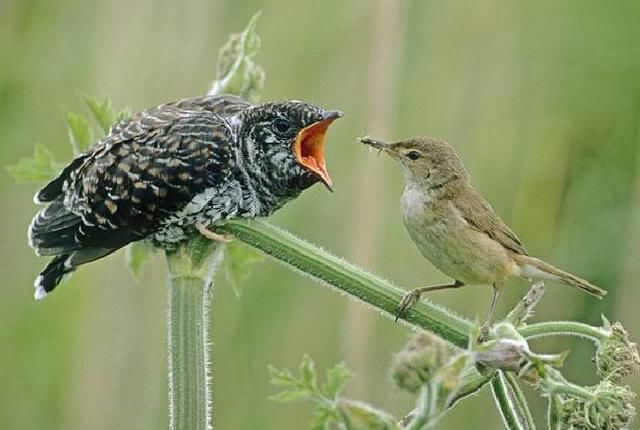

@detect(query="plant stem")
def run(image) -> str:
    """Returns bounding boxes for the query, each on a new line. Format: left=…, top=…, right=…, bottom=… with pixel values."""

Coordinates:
left=166, top=241, right=224, bottom=430
left=542, top=375, right=595, bottom=401
left=504, top=372, right=536, bottom=430
left=406, top=383, right=436, bottom=430
left=448, top=367, right=495, bottom=408
left=491, top=371, right=525, bottom=430
left=519, top=321, right=607, bottom=343
left=162, top=14, right=263, bottom=429
left=216, top=220, right=473, bottom=348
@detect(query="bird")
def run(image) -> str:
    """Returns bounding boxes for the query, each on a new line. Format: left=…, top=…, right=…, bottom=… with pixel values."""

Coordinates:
left=359, top=136, right=606, bottom=323
left=28, top=94, right=343, bottom=299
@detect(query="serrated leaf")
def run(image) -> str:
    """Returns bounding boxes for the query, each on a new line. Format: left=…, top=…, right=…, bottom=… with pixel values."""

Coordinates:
left=209, top=12, right=265, bottom=102
left=82, top=94, right=114, bottom=134
left=224, top=240, right=264, bottom=293
left=300, top=354, right=317, bottom=390
left=311, top=406, right=336, bottom=430
left=114, top=107, right=131, bottom=124
left=7, top=144, right=64, bottom=182
left=322, top=362, right=352, bottom=399
left=126, top=240, right=156, bottom=278
left=66, top=112, right=94, bottom=154
left=336, top=399, right=400, bottom=430
left=269, top=389, right=313, bottom=403
left=268, top=366, right=297, bottom=387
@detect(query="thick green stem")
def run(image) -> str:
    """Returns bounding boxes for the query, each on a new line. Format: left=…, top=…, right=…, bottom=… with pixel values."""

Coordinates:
left=162, top=14, right=263, bottom=429
left=216, top=220, right=472, bottom=348
left=491, top=371, right=525, bottom=430
left=166, top=241, right=224, bottom=430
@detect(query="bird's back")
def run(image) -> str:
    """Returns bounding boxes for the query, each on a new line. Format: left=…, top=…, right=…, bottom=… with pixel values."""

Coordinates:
left=28, top=95, right=248, bottom=297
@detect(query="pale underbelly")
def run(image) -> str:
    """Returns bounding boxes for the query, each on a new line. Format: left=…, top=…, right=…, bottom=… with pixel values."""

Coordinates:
left=408, top=221, right=518, bottom=286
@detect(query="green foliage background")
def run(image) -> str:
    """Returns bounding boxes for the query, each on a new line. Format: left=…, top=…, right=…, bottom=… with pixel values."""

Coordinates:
left=1, top=1, right=639, bottom=428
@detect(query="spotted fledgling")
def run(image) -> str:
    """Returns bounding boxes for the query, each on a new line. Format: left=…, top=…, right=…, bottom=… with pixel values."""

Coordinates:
left=29, top=94, right=343, bottom=299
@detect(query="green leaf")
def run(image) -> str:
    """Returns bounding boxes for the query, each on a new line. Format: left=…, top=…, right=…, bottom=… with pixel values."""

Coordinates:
left=268, top=366, right=298, bottom=388
left=114, top=107, right=131, bottom=124
left=7, top=144, right=64, bottom=183
left=82, top=94, right=115, bottom=134
left=300, top=354, right=317, bottom=390
left=269, top=356, right=400, bottom=429
left=209, top=12, right=265, bottom=102
left=336, top=399, right=401, bottom=430
left=66, top=112, right=94, bottom=154
left=321, top=362, right=352, bottom=399
left=224, top=240, right=265, bottom=294
left=126, top=241, right=157, bottom=279
left=311, top=406, right=336, bottom=430
left=268, top=357, right=320, bottom=403
left=187, top=234, right=219, bottom=270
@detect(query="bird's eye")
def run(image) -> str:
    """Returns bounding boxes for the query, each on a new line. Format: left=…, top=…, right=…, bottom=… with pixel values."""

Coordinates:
left=406, top=150, right=421, bottom=160
left=273, top=118, right=292, bottom=135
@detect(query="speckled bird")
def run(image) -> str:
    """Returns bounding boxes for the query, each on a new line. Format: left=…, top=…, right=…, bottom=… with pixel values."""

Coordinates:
left=28, top=94, right=342, bottom=299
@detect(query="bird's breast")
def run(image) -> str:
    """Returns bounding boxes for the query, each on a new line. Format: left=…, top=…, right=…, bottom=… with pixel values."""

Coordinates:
left=401, top=191, right=516, bottom=285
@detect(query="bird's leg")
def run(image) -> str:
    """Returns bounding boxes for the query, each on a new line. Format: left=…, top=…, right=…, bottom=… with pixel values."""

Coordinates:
left=479, top=284, right=502, bottom=341
left=395, top=280, right=464, bottom=321
left=195, top=223, right=233, bottom=242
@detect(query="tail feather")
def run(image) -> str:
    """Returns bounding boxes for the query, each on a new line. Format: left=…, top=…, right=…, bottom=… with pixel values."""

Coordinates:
left=517, top=255, right=606, bottom=298
left=34, top=254, right=75, bottom=300
left=28, top=198, right=83, bottom=255
left=33, top=247, right=116, bottom=300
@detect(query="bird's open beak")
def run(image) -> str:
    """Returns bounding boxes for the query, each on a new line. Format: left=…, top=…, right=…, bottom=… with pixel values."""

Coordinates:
left=359, top=136, right=389, bottom=152
left=293, top=110, right=343, bottom=191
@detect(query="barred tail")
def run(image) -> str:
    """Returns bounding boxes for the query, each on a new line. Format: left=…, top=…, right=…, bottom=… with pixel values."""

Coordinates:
left=516, top=255, right=606, bottom=299
left=34, top=254, right=75, bottom=300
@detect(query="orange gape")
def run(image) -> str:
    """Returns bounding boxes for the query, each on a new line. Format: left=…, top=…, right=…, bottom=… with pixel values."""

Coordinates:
left=293, top=111, right=342, bottom=190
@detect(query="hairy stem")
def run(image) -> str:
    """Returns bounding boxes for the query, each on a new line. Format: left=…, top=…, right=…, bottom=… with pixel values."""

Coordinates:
left=491, top=371, right=525, bottom=430
left=163, top=13, right=263, bottom=429
left=216, top=220, right=472, bottom=348
left=504, top=372, right=536, bottom=430
left=519, top=321, right=607, bottom=343
left=166, top=241, right=224, bottom=430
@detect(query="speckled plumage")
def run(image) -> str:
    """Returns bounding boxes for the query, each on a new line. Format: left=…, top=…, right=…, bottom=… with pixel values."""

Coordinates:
left=29, top=94, right=341, bottom=298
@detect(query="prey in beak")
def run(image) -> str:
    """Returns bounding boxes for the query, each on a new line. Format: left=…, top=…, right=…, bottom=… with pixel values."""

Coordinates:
left=293, top=110, right=343, bottom=191
left=359, top=136, right=390, bottom=156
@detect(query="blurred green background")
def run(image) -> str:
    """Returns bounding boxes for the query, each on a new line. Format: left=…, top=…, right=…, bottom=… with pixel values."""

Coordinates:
left=2, top=0, right=640, bottom=428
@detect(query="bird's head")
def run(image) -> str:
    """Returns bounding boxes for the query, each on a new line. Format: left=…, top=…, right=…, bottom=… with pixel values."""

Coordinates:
left=359, top=136, right=469, bottom=189
left=237, top=101, right=343, bottom=193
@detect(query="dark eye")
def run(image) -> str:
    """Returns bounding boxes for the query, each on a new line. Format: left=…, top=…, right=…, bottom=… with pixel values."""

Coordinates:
left=273, top=118, right=292, bottom=135
left=406, top=150, right=421, bottom=160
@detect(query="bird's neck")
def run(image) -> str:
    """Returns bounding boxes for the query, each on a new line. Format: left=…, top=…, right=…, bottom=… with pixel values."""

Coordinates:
left=233, top=145, right=313, bottom=217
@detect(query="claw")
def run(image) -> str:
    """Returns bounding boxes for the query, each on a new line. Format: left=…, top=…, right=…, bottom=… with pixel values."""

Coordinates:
left=395, top=290, right=421, bottom=322
left=477, top=322, right=493, bottom=343
left=196, top=223, right=233, bottom=242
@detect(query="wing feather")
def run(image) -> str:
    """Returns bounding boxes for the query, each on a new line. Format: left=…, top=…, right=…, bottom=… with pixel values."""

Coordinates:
left=455, top=186, right=527, bottom=255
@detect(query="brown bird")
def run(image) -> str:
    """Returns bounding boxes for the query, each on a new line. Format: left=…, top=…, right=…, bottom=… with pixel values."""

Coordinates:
left=359, top=136, right=606, bottom=323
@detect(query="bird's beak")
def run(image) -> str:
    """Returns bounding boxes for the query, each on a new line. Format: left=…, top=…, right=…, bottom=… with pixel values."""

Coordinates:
left=359, top=136, right=390, bottom=153
left=293, top=110, right=343, bottom=191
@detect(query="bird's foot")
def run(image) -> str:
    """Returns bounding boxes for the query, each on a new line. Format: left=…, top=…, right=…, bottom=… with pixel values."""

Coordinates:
left=395, top=289, right=423, bottom=322
left=196, top=224, right=233, bottom=242
left=477, top=322, right=493, bottom=343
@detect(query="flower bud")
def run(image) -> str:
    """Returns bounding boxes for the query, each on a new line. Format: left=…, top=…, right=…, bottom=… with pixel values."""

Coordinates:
left=391, top=331, right=450, bottom=394
left=595, top=319, right=640, bottom=383
left=557, top=381, right=636, bottom=429
left=475, top=338, right=528, bottom=372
